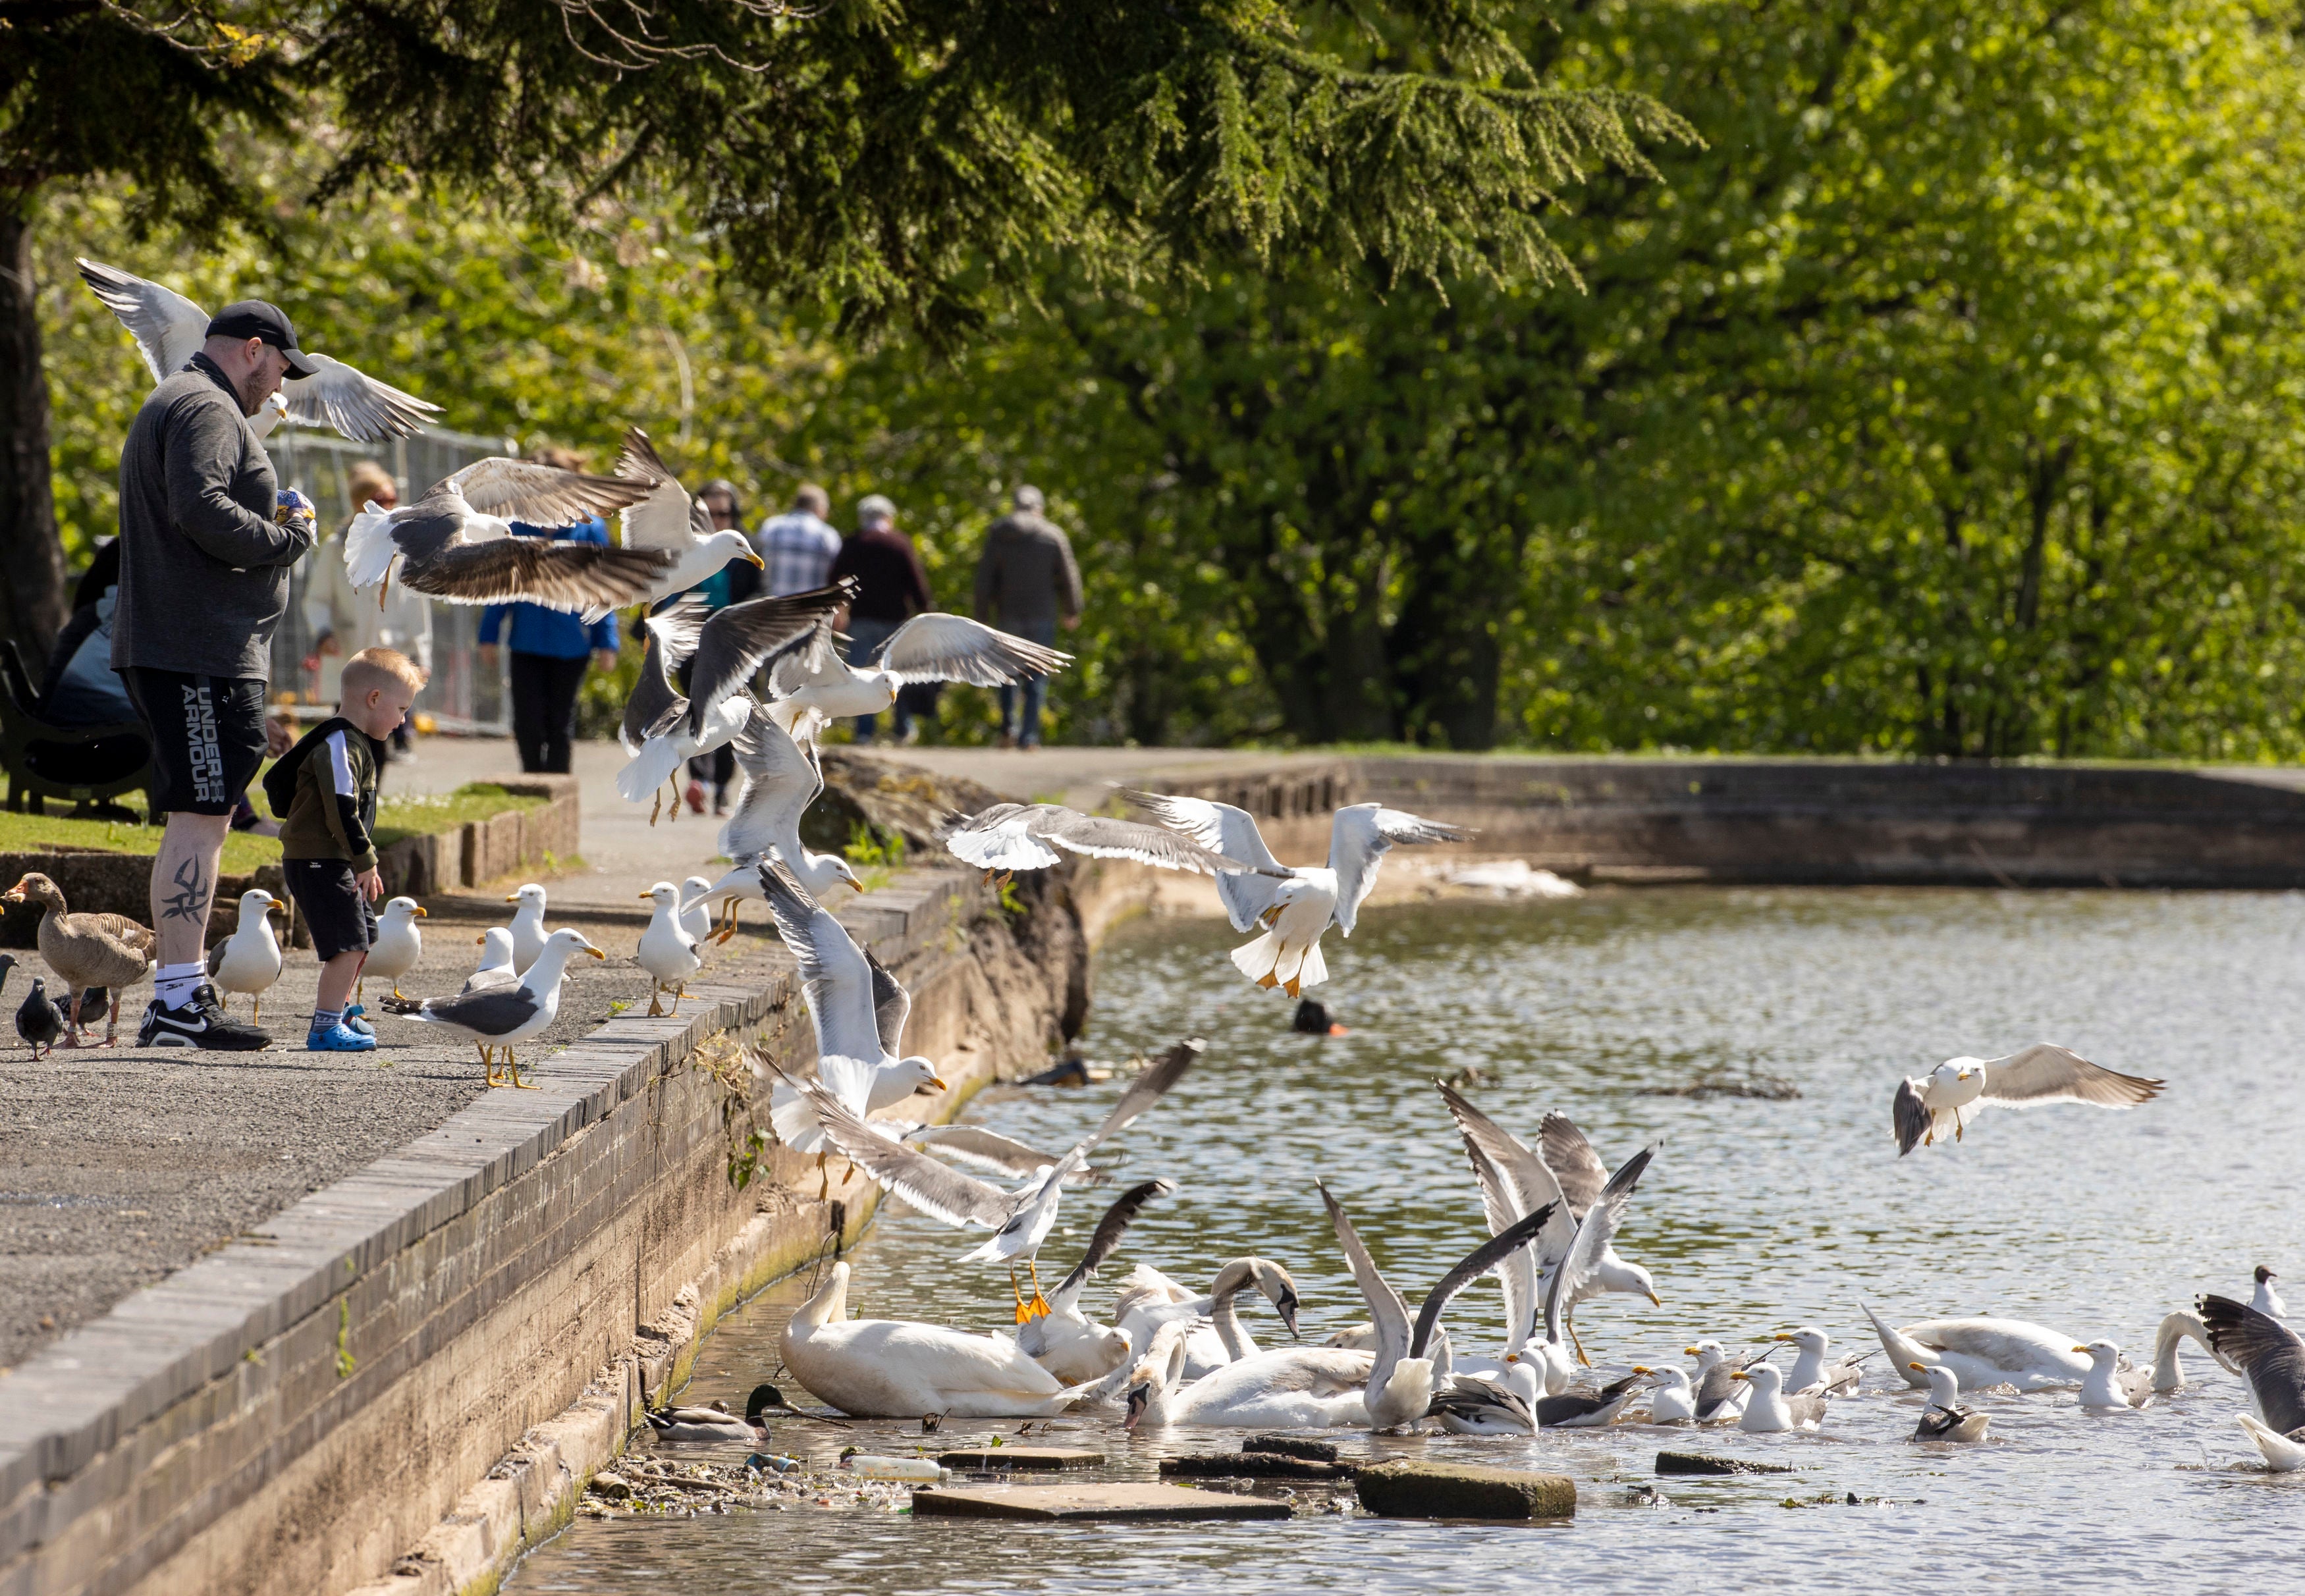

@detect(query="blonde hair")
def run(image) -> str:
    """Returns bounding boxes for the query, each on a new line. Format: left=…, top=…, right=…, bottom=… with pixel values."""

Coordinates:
left=346, top=460, right=396, bottom=504
left=341, top=647, right=428, bottom=702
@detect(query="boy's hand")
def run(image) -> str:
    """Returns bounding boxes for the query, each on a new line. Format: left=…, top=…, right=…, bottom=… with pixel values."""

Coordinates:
left=356, top=867, right=383, bottom=902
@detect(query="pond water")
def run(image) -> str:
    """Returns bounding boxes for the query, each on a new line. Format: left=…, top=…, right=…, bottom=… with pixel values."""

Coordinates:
left=507, top=889, right=2305, bottom=1594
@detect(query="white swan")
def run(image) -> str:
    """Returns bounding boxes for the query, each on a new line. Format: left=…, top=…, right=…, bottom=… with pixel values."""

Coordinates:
left=1863, top=1302, right=2092, bottom=1393
left=1121, top=1321, right=1374, bottom=1430
left=780, top=1262, right=1111, bottom=1418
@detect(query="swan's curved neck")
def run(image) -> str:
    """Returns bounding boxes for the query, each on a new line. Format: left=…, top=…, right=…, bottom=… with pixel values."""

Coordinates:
left=2153, top=1312, right=2223, bottom=1385
left=791, top=1267, right=850, bottom=1331
left=1206, top=1260, right=1262, bottom=1360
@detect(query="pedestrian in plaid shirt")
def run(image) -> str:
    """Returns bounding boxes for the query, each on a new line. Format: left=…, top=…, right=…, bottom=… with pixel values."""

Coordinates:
left=754, top=484, right=842, bottom=597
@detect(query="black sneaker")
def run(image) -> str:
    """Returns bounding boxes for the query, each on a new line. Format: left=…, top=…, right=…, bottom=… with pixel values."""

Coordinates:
left=137, top=984, right=271, bottom=1050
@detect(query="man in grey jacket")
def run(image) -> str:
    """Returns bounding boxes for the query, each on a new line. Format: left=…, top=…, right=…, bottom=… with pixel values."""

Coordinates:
left=113, top=300, right=319, bottom=1049
left=972, top=485, right=1081, bottom=748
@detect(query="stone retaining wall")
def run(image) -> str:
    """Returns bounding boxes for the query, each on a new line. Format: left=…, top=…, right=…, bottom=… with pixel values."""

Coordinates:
left=0, top=864, right=1085, bottom=1596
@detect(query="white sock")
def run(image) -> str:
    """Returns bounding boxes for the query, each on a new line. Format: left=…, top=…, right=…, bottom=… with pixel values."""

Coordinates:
left=155, top=963, right=205, bottom=1008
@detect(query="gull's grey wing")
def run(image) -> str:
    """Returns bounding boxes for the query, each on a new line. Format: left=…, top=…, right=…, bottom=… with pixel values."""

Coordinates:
left=1436, top=1082, right=1576, bottom=1336
left=682, top=587, right=851, bottom=739
left=1893, top=1077, right=1932, bottom=1156
left=447, top=456, right=657, bottom=525
left=1978, top=1044, right=2165, bottom=1110
left=399, top=535, right=673, bottom=612
left=378, top=494, right=472, bottom=564
left=76, top=258, right=206, bottom=383
left=720, top=705, right=823, bottom=861
left=865, top=946, right=910, bottom=1060
left=766, top=607, right=853, bottom=697
left=755, top=859, right=881, bottom=1065
left=1035, top=809, right=1288, bottom=876
left=622, top=597, right=709, bottom=750
left=904, top=1124, right=1083, bottom=1180
left=1533, top=1371, right=1643, bottom=1427
left=1537, top=1112, right=1612, bottom=1219
left=1054, top=1178, right=1177, bottom=1300
left=1411, top=1200, right=1559, bottom=1360
left=1328, top=803, right=1473, bottom=936
left=413, top=987, right=542, bottom=1036
left=1124, top=791, right=1289, bottom=932
left=940, top=804, right=1063, bottom=872
left=279, top=352, right=440, bottom=442
left=875, top=612, right=1073, bottom=686
left=2200, top=1294, right=2305, bottom=1436
left=614, top=427, right=709, bottom=550
left=1079, top=1036, right=1201, bottom=1154
left=1317, top=1181, right=1413, bottom=1382
left=1428, top=1375, right=1534, bottom=1429
left=769, top=1061, right=1013, bottom=1229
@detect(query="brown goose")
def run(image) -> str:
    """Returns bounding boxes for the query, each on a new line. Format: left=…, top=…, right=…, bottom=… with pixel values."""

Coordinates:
left=2, top=873, right=155, bottom=1046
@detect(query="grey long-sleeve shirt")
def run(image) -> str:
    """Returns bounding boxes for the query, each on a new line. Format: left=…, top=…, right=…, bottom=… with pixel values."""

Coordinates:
left=973, top=511, right=1083, bottom=629
left=112, top=354, right=313, bottom=679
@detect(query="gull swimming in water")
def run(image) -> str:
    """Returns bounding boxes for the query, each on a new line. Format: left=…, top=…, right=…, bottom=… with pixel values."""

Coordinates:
left=614, top=585, right=850, bottom=816
left=2074, top=1339, right=2155, bottom=1410
left=2199, top=1293, right=2305, bottom=1471
left=1731, top=1362, right=1827, bottom=1433
left=382, top=927, right=605, bottom=1087
left=612, top=427, right=766, bottom=605
left=1910, top=1364, right=1990, bottom=1443
left=1863, top=1303, right=2093, bottom=1392
left=343, top=458, right=665, bottom=614
left=77, top=257, right=441, bottom=440
left=1773, top=1327, right=1871, bottom=1396
left=1685, top=1341, right=1756, bottom=1423
left=778, top=1038, right=1199, bottom=1320
left=1127, top=793, right=1471, bottom=997
left=1891, top=1044, right=2163, bottom=1154
left=1637, top=1366, right=1697, bottom=1423
left=766, top=608, right=1071, bottom=743
left=2253, top=1266, right=2288, bottom=1321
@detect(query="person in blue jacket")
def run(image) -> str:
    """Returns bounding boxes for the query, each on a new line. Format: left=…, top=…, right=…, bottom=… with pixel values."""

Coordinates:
left=477, top=449, right=620, bottom=774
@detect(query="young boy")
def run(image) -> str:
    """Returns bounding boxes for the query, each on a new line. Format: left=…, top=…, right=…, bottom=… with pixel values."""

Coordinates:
left=264, top=647, right=425, bottom=1051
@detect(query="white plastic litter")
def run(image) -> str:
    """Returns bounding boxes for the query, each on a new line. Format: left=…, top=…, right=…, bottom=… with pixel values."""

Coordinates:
left=1446, top=859, right=1585, bottom=897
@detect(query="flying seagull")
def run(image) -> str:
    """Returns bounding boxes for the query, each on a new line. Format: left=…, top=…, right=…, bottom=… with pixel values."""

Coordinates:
left=685, top=705, right=860, bottom=939
left=1128, top=793, right=1471, bottom=996
left=614, top=583, right=850, bottom=815
left=78, top=257, right=441, bottom=441
left=1892, top=1044, right=2164, bottom=1154
left=614, top=426, right=767, bottom=604
left=765, top=609, right=1072, bottom=742
left=342, top=458, right=667, bottom=614
left=940, top=801, right=1286, bottom=884
left=774, top=1038, right=1201, bottom=1321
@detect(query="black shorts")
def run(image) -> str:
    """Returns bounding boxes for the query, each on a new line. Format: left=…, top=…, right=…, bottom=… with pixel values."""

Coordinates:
left=283, top=858, right=375, bottom=961
left=121, top=668, right=268, bottom=816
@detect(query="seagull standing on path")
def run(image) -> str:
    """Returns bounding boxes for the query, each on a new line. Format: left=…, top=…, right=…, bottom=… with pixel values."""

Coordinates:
left=205, top=889, right=287, bottom=1022
left=504, top=884, right=552, bottom=974
left=1891, top=1044, right=2164, bottom=1154
left=383, top=927, right=605, bottom=1088
left=78, top=258, right=441, bottom=440
left=1127, top=793, right=1471, bottom=997
left=363, top=897, right=426, bottom=1002
left=636, top=881, right=703, bottom=1016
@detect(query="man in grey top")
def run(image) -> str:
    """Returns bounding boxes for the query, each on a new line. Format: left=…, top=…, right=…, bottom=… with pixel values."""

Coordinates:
left=113, top=299, right=319, bottom=1049
left=972, top=485, right=1081, bottom=748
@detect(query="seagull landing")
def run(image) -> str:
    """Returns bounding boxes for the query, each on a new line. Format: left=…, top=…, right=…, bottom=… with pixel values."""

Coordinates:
left=1892, top=1044, right=2163, bottom=1154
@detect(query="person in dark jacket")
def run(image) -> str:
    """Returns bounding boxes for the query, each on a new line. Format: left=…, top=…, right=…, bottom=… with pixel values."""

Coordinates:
left=827, top=494, right=933, bottom=743
left=477, top=447, right=620, bottom=774
left=973, top=484, right=1082, bottom=748
left=113, top=300, right=318, bottom=1051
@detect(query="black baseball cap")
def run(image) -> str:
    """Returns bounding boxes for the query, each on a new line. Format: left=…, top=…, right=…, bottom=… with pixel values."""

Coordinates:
left=205, top=300, right=318, bottom=378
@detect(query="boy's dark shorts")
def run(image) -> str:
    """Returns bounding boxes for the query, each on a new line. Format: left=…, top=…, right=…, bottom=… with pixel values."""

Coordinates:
left=120, top=668, right=268, bottom=816
left=283, top=859, right=375, bottom=961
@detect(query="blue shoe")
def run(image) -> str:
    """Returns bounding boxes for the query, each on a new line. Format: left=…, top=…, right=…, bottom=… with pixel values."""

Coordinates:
left=308, top=1021, right=377, bottom=1052
left=341, top=1004, right=376, bottom=1037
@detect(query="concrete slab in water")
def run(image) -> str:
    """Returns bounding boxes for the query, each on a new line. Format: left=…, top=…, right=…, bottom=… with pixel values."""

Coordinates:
left=936, top=1446, right=1102, bottom=1472
left=911, top=1482, right=1291, bottom=1522
left=1355, top=1460, right=1576, bottom=1520
left=1162, top=1452, right=1356, bottom=1481
left=1655, top=1450, right=1795, bottom=1476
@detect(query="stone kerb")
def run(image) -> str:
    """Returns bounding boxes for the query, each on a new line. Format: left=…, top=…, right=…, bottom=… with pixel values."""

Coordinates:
left=0, top=864, right=1056, bottom=1596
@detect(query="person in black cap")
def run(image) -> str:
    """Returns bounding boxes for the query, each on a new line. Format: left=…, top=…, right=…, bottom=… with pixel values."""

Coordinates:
left=113, top=298, right=321, bottom=1050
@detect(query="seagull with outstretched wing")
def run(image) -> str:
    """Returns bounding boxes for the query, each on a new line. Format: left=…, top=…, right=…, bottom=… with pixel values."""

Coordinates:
left=940, top=802, right=1287, bottom=884
left=766, top=610, right=1071, bottom=743
left=614, top=427, right=765, bottom=604
left=78, top=257, right=441, bottom=441
left=1892, top=1044, right=2164, bottom=1155
left=2200, top=1293, right=2305, bottom=1472
left=1127, top=792, right=1471, bottom=997
left=341, top=456, right=668, bottom=614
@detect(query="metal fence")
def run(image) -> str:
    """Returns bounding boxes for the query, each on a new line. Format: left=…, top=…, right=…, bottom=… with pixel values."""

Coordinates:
left=265, top=422, right=517, bottom=734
